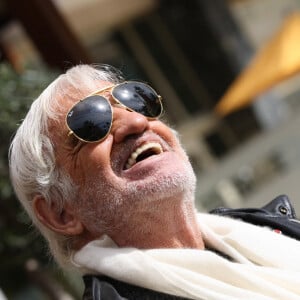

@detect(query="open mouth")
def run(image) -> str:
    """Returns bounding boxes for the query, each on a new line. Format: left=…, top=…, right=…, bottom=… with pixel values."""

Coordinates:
left=125, top=142, right=163, bottom=170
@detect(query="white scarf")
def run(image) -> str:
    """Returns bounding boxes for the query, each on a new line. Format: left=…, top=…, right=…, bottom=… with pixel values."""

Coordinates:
left=72, top=213, right=300, bottom=299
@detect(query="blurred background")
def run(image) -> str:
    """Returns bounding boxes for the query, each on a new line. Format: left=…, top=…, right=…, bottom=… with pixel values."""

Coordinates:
left=1, top=0, right=300, bottom=298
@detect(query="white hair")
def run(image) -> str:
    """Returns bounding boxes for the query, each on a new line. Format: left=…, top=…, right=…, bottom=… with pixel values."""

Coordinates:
left=9, top=64, right=123, bottom=267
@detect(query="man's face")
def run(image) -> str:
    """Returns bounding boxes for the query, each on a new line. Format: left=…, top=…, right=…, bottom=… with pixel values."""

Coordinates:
left=54, top=81, right=196, bottom=239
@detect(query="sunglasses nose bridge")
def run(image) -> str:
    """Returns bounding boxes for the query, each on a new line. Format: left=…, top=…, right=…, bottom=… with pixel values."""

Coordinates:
left=112, top=101, right=134, bottom=113
left=101, top=90, right=128, bottom=111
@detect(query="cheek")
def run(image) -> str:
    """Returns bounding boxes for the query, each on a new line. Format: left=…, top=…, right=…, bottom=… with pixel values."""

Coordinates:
left=85, top=135, right=112, bottom=163
left=74, top=136, right=114, bottom=182
left=75, top=178, right=127, bottom=235
left=152, top=122, right=188, bottom=159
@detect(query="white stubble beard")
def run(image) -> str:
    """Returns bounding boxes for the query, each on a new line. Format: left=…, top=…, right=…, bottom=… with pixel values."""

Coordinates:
left=78, top=140, right=197, bottom=236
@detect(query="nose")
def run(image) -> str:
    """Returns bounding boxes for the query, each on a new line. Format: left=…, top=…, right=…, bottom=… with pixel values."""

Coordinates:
left=111, top=107, right=150, bottom=143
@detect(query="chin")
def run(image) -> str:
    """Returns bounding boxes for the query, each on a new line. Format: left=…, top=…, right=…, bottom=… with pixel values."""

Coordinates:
left=79, top=160, right=196, bottom=234
left=125, top=159, right=196, bottom=202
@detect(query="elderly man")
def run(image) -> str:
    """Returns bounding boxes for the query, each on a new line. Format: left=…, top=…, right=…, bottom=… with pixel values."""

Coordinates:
left=9, top=64, right=300, bottom=299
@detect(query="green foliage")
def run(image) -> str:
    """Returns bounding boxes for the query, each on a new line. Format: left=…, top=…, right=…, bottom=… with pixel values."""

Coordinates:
left=0, top=63, right=62, bottom=297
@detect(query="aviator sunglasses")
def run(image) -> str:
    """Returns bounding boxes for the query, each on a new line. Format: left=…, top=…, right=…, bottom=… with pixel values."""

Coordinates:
left=66, top=81, right=163, bottom=143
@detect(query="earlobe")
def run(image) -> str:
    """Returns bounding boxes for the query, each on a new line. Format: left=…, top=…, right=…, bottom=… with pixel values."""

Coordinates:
left=33, top=195, right=84, bottom=236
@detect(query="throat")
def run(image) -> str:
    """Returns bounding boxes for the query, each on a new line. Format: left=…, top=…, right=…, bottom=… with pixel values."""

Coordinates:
left=109, top=200, right=205, bottom=250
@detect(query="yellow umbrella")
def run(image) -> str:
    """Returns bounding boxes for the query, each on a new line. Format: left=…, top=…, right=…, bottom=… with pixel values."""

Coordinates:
left=215, top=12, right=300, bottom=116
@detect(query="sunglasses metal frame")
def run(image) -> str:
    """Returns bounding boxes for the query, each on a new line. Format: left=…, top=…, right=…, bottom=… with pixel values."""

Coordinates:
left=66, top=81, right=163, bottom=143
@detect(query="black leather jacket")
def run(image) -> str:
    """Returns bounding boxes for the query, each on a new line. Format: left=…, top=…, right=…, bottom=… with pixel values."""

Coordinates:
left=82, top=275, right=189, bottom=300
left=82, top=195, right=300, bottom=300
left=210, top=194, right=300, bottom=240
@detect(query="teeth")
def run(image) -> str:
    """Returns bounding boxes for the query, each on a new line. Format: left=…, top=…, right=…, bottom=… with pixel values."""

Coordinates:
left=125, top=142, right=163, bottom=170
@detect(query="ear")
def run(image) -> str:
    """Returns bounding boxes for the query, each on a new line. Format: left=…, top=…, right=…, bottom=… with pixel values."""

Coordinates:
left=33, top=195, right=84, bottom=236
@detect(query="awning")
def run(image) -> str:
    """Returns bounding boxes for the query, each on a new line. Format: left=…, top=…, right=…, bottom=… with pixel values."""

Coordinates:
left=215, top=12, right=300, bottom=116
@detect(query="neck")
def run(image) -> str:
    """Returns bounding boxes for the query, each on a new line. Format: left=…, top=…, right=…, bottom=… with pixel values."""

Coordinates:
left=109, top=194, right=205, bottom=250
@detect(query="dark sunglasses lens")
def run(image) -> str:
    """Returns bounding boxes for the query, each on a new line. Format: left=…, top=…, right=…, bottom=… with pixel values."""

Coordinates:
left=66, top=95, right=112, bottom=142
left=112, top=82, right=162, bottom=118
